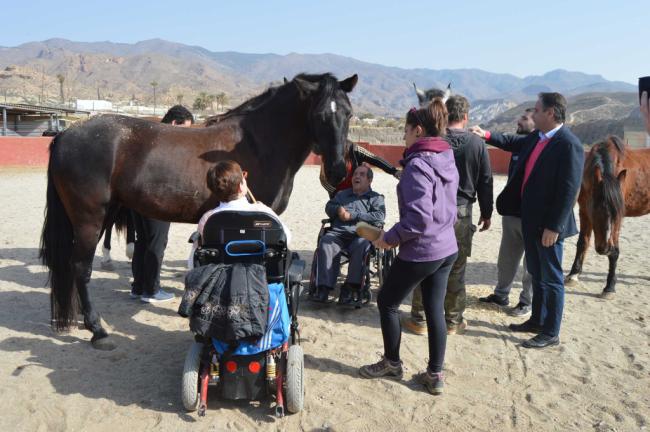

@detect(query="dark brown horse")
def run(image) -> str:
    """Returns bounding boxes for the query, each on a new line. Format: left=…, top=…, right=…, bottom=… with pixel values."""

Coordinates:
left=565, top=135, right=650, bottom=298
left=40, top=73, right=358, bottom=350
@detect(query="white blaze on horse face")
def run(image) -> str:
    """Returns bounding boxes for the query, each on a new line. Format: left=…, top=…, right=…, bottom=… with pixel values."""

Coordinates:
left=330, top=101, right=337, bottom=113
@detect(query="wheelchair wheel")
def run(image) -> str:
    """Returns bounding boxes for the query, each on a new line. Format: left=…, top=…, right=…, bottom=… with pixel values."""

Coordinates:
left=181, top=341, right=203, bottom=412
left=285, top=345, right=305, bottom=414
left=376, top=249, right=385, bottom=287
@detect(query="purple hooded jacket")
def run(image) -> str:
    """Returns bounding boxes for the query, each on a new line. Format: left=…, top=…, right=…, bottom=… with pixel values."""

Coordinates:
left=383, top=137, right=459, bottom=262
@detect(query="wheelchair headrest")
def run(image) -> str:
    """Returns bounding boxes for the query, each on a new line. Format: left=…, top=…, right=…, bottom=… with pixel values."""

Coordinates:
left=201, top=210, right=287, bottom=249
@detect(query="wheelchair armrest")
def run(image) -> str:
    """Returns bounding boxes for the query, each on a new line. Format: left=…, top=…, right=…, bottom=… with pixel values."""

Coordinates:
left=188, top=231, right=201, bottom=244
left=288, top=258, right=305, bottom=284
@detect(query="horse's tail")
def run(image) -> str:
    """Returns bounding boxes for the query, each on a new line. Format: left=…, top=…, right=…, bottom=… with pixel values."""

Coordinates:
left=39, top=133, right=77, bottom=330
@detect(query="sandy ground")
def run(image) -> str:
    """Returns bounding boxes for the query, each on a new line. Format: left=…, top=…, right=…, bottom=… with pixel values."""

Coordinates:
left=0, top=166, right=648, bottom=432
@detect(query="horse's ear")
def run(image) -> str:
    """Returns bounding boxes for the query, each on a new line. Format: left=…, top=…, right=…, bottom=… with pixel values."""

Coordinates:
left=293, top=77, right=319, bottom=96
left=617, top=169, right=627, bottom=185
left=443, top=83, right=452, bottom=102
left=594, top=166, right=603, bottom=183
left=413, top=83, right=426, bottom=104
left=339, top=74, right=358, bottom=93
left=283, top=77, right=289, bottom=84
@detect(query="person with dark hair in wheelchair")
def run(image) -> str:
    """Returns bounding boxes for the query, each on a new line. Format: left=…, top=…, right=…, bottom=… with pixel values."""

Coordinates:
left=314, top=165, right=385, bottom=304
left=188, top=160, right=291, bottom=266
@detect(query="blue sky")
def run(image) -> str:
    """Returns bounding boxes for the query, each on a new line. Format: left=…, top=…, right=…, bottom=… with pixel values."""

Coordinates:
left=2, top=0, right=646, bottom=83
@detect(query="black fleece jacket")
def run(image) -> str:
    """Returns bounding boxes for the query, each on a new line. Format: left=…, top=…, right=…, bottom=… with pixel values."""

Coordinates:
left=446, top=128, right=494, bottom=219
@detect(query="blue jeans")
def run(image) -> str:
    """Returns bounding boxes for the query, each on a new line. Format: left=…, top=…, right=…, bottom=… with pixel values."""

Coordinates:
left=523, top=231, right=564, bottom=337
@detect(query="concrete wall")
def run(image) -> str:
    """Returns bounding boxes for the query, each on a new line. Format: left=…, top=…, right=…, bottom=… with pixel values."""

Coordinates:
left=0, top=137, right=513, bottom=174
left=0, top=137, right=52, bottom=166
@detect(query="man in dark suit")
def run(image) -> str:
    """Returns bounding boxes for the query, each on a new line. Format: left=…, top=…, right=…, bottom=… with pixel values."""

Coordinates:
left=470, top=92, right=584, bottom=348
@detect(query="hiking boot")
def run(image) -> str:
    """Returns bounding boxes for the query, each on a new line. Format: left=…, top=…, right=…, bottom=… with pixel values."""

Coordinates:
left=479, top=293, right=509, bottom=307
left=447, top=320, right=467, bottom=335
left=402, top=316, right=427, bottom=335
left=508, top=302, right=531, bottom=317
left=418, top=369, right=444, bottom=395
left=141, top=289, right=175, bottom=303
left=359, top=356, right=403, bottom=380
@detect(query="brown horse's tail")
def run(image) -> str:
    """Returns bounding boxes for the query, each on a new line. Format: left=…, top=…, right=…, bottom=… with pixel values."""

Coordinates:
left=39, top=134, right=77, bottom=330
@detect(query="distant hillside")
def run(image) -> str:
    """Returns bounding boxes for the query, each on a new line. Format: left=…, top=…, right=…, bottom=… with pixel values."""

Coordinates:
left=0, top=38, right=636, bottom=117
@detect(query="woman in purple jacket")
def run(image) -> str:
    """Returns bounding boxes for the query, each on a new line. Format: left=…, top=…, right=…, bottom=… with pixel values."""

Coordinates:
left=359, top=99, right=459, bottom=395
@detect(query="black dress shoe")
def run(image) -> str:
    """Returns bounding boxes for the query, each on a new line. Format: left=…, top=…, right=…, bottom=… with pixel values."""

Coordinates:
left=338, top=287, right=353, bottom=305
left=522, top=334, right=560, bottom=349
left=313, top=285, right=330, bottom=303
left=508, top=320, right=543, bottom=333
left=479, top=294, right=509, bottom=306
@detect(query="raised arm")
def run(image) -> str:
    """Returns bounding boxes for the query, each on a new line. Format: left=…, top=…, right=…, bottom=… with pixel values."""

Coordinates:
left=470, top=125, right=528, bottom=153
left=354, top=145, right=398, bottom=175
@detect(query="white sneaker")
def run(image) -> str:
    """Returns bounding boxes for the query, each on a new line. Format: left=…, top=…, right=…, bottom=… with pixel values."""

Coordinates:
left=141, top=290, right=175, bottom=303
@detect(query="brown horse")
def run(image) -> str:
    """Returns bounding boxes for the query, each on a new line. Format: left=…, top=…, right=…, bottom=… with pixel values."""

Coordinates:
left=40, top=73, right=358, bottom=350
left=565, top=135, right=650, bottom=298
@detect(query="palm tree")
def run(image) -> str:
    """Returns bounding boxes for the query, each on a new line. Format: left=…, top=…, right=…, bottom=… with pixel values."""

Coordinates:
left=216, top=92, right=228, bottom=111
left=56, top=74, right=65, bottom=104
left=150, top=81, right=159, bottom=115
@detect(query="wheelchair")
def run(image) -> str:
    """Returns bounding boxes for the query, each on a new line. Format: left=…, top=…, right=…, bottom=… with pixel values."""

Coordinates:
left=181, top=210, right=305, bottom=417
left=308, top=218, right=396, bottom=307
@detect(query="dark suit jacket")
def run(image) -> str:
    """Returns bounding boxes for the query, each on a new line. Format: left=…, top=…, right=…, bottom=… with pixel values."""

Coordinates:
left=487, top=126, right=584, bottom=240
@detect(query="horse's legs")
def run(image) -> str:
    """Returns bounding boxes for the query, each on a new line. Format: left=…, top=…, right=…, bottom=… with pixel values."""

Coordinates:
left=601, top=247, right=619, bottom=299
left=101, top=220, right=114, bottom=268
left=72, top=222, right=116, bottom=350
left=566, top=203, right=592, bottom=286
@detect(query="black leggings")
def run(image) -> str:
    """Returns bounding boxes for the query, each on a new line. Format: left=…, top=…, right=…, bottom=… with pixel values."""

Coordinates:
left=377, top=254, right=457, bottom=373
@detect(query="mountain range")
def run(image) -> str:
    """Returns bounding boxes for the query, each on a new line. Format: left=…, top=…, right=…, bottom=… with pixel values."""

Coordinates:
left=0, top=38, right=637, bottom=118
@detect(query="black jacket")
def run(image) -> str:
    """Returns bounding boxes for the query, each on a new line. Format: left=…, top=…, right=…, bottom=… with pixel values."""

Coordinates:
left=179, top=263, right=269, bottom=343
left=446, top=128, right=494, bottom=219
left=488, top=126, right=584, bottom=239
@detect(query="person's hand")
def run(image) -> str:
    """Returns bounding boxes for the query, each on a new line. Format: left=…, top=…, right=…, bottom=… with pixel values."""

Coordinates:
left=478, top=217, right=491, bottom=232
left=469, top=125, right=487, bottom=139
left=337, top=207, right=352, bottom=222
left=393, top=169, right=403, bottom=180
left=641, top=91, right=650, bottom=135
left=372, top=231, right=392, bottom=249
left=541, top=229, right=559, bottom=247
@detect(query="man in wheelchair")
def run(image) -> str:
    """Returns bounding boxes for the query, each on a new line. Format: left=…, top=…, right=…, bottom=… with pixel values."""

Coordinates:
left=313, top=165, right=386, bottom=304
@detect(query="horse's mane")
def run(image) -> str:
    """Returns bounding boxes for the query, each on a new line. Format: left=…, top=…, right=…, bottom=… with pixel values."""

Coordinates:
left=588, top=135, right=625, bottom=219
left=205, top=73, right=340, bottom=127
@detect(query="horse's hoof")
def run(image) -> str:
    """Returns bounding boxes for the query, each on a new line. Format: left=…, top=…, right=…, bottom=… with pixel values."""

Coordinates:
left=91, top=335, right=117, bottom=351
left=564, top=276, right=579, bottom=287
left=599, top=291, right=615, bottom=300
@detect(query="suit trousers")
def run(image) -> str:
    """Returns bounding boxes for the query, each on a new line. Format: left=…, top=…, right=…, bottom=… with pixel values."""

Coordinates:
left=523, top=231, right=565, bottom=337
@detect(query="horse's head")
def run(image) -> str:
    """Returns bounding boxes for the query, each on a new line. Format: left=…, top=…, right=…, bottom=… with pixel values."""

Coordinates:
left=587, top=136, right=627, bottom=256
left=294, top=73, right=358, bottom=187
left=414, top=82, right=452, bottom=107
